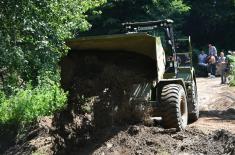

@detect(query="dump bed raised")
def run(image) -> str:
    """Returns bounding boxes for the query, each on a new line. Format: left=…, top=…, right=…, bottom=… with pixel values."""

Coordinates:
left=66, top=33, right=166, bottom=80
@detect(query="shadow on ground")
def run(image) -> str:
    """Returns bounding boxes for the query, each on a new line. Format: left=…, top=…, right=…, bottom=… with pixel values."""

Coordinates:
left=200, top=108, right=235, bottom=121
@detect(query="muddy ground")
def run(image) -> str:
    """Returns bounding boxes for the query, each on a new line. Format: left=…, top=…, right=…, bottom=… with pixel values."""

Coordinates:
left=75, top=77, right=235, bottom=155
left=3, top=77, right=235, bottom=155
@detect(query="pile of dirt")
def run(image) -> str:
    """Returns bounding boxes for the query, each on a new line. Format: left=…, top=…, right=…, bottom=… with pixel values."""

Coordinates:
left=3, top=117, right=55, bottom=155
left=77, top=125, right=235, bottom=155
left=3, top=122, right=235, bottom=155
left=51, top=52, right=157, bottom=153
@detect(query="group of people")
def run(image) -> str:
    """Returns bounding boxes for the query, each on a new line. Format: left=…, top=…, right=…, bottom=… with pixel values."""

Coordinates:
left=198, top=44, right=229, bottom=84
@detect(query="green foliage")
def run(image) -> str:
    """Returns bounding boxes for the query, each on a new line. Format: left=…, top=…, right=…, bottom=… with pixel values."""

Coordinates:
left=184, top=0, right=235, bottom=49
left=227, top=55, right=235, bottom=86
left=0, top=81, right=67, bottom=124
left=0, top=0, right=105, bottom=126
left=0, top=0, right=106, bottom=92
left=84, top=0, right=190, bottom=36
left=229, top=79, right=235, bottom=86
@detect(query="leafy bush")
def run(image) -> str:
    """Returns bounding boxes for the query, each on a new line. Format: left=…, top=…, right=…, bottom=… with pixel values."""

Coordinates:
left=227, top=55, right=235, bottom=86
left=0, top=82, right=67, bottom=124
left=0, top=0, right=106, bottom=93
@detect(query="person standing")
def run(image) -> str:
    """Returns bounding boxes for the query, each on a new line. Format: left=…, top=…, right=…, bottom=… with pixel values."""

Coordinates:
left=218, top=52, right=227, bottom=84
left=208, top=44, right=218, bottom=57
left=208, top=44, right=217, bottom=78
left=208, top=55, right=216, bottom=78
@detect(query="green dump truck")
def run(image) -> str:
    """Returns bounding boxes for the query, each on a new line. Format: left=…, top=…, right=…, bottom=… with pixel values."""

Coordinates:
left=61, top=19, right=199, bottom=131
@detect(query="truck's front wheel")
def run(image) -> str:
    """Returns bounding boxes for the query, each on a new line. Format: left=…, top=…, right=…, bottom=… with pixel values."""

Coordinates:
left=160, top=84, right=188, bottom=130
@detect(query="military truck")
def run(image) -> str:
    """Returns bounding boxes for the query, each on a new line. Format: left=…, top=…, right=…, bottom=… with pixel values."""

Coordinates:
left=61, top=19, right=199, bottom=131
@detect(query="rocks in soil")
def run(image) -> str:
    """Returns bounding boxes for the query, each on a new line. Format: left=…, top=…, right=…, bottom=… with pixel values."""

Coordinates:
left=212, top=129, right=235, bottom=154
left=105, top=142, right=113, bottom=149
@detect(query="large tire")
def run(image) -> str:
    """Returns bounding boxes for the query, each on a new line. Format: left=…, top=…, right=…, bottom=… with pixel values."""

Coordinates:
left=187, top=80, right=199, bottom=122
left=160, top=84, right=188, bottom=130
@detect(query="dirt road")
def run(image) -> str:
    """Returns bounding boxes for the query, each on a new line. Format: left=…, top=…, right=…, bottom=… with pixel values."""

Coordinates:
left=190, top=77, right=235, bottom=134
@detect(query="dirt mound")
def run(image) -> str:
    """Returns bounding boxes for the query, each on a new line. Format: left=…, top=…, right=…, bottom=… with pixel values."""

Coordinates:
left=3, top=117, right=55, bottom=155
left=4, top=123, right=235, bottom=155
left=77, top=125, right=235, bottom=155
left=50, top=52, right=157, bottom=153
